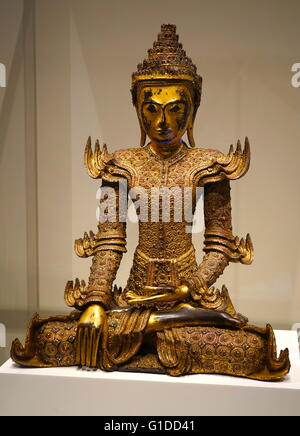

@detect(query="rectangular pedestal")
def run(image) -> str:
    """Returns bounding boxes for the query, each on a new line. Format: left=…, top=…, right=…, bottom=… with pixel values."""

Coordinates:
left=0, top=330, right=300, bottom=416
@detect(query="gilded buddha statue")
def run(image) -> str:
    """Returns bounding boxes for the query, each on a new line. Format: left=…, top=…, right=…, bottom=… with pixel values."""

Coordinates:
left=11, top=24, right=290, bottom=380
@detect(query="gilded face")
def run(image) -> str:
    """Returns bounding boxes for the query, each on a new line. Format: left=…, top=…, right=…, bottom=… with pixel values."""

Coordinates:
left=137, top=84, right=193, bottom=146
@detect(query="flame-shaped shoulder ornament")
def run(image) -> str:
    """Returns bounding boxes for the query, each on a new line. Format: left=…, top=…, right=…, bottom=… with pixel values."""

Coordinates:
left=194, top=137, right=250, bottom=186
left=84, top=136, right=131, bottom=184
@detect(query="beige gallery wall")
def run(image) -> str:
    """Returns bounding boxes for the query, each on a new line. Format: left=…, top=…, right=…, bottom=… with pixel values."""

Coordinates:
left=1, top=0, right=300, bottom=359
left=0, top=0, right=32, bottom=360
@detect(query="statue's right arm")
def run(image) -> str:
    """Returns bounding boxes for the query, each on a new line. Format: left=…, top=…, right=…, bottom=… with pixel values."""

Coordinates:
left=83, top=224, right=126, bottom=309
left=75, top=180, right=127, bottom=366
left=78, top=179, right=126, bottom=309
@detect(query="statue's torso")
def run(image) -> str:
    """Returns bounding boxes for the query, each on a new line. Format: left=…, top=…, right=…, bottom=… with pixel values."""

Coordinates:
left=113, top=144, right=222, bottom=190
left=111, top=145, right=222, bottom=298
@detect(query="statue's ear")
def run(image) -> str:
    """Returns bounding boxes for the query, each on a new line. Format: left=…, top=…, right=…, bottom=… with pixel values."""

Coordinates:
left=187, top=117, right=196, bottom=148
left=135, top=104, right=147, bottom=147
left=139, top=122, right=146, bottom=147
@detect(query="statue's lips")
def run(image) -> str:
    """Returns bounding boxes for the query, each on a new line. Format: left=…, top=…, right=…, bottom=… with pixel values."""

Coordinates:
left=156, top=129, right=172, bottom=136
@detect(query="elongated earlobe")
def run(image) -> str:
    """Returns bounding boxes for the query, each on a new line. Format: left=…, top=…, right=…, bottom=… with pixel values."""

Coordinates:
left=136, top=105, right=147, bottom=147
left=187, top=122, right=196, bottom=148
left=139, top=123, right=146, bottom=147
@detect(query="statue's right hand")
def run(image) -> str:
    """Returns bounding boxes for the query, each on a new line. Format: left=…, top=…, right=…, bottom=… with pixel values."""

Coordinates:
left=76, top=304, right=107, bottom=368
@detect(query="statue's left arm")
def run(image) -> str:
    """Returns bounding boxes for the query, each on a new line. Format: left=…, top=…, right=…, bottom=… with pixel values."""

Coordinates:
left=185, top=178, right=253, bottom=301
left=185, top=139, right=253, bottom=302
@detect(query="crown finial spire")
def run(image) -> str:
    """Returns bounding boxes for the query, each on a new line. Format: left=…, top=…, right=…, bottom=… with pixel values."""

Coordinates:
left=132, top=23, right=202, bottom=92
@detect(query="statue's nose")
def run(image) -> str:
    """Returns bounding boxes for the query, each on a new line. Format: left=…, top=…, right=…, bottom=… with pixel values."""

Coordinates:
left=158, top=110, right=167, bottom=128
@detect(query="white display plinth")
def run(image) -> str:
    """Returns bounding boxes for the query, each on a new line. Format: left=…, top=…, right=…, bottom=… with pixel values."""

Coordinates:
left=1, top=330, right=300, bottom=416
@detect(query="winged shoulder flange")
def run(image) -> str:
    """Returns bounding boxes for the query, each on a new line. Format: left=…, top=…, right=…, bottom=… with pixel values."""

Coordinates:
left=192, top=137, right=250, bottom=186
left=84, top=136, right=132, bottom=184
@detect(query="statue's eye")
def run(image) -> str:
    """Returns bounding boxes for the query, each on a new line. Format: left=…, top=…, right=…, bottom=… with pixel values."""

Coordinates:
left=147, top=104, right=157, bottom=113
left=170, top=105, right=180, bottom=112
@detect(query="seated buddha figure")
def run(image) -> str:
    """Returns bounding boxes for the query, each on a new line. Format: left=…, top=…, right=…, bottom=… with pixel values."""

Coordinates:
left=11, top=24, right=290, bottom=380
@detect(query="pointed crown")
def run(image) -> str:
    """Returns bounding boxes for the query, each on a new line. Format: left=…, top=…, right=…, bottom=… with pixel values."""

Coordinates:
left=131, top=24, right=202, bottom=106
